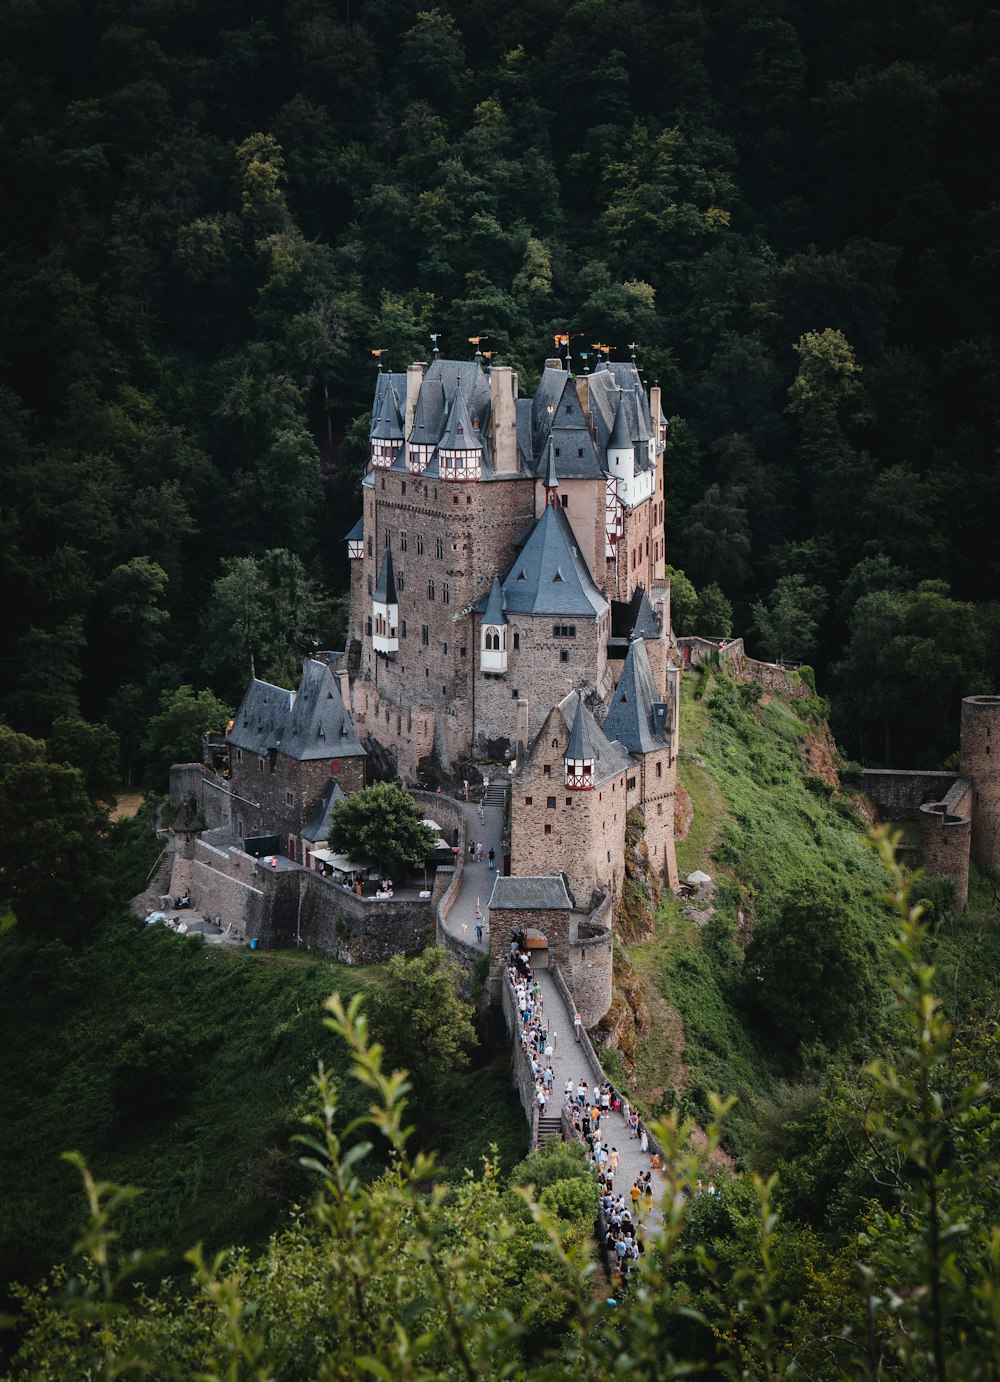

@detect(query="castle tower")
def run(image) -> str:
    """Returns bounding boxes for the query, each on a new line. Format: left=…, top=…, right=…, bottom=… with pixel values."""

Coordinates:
left=960, top=694, right=1000, bottom=876
left=480, top=574, right=508, bottom=674
left=371, top=549, right=398, bottom=656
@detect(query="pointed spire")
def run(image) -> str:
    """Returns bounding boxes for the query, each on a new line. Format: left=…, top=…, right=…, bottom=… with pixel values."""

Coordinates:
left=544, top=437, right=559, bottom=505
left=483, top=572, right=506, bottom=626
left=608, top=393, right=632, bottom=453
left=373, top=548, right=397, bottom=605
left=565, top=693, right=600, bottom=762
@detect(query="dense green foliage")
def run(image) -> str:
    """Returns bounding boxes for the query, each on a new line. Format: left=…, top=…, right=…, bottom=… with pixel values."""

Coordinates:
left=5, top=875, right=998, bottom=1379
left=2, top=0, right=998, bottom=772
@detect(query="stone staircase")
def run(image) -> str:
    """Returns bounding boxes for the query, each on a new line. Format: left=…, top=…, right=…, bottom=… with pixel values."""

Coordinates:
left=484, top=778, right=509, bottom=807
left=536, top=1114, right=564, bottom=1147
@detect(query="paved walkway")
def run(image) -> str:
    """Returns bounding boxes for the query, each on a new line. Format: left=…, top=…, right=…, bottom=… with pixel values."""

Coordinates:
left=438, top=784, right=507, bottom=949
left=530, top=968, right=661, bottom=1227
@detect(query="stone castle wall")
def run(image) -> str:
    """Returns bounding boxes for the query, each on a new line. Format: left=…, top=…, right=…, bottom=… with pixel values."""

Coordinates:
left=347, top=680, right=437, bottom=783
left=919, top=803, right=971, bottom=909
left=511, top=709, right=627, bottom=906
left=227, top=749, right=365, bottom=857
left=862, top=769, right=960, bottom=820
left=473, top=612, right=612, bottom=761
left=961, top=694, right=1000, bottom=875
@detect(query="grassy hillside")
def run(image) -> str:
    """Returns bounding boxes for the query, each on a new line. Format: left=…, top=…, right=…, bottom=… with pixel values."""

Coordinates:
left=0, top=912, right=525, bottom=1304
left=628, top=671, right=894, bottom=1155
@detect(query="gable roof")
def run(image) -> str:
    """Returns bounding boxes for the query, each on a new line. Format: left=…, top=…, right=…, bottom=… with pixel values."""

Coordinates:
left=487, top=875, right=572, bottom=911
left=229, top=661, right=365, bottom=762
left=438, top=383, right=484, bottom=453
left=602, top=638, right=668, bottom=756
left=501, top=503, right=608, bottom=619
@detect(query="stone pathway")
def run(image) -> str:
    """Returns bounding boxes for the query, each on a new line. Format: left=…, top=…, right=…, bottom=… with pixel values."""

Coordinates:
left=531, top=968, right=661, bottom=1228
left=438, top=784, right=507, bottom=949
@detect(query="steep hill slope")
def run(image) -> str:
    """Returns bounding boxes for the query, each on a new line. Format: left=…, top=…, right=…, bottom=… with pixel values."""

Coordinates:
left=615, top=669, right=894, bottom=1157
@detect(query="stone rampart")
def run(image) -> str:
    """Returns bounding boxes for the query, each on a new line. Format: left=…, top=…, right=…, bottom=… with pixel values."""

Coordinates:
left=277, top=872, right=435, bottom=963
left=501, top=968, right=540, bottom=1146
left=184, top=838, right=266, bottom=935
left=677, top=637, right=810, bottom=699
left=919, top=802, right=971, bottom=910
left=862, top=769, right=960, bottom=820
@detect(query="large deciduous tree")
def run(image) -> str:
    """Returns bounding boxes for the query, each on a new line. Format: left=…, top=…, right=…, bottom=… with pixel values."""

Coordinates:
left=328, top=782, right=437, bottom=881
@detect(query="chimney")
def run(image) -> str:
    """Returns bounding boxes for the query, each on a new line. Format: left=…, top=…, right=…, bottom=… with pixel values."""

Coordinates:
left=576, top=372, right=591, bottom=428
left=490, top=364, right=518, bottom=474
left=544, top=357, right=564, bottom=372
left=516, top=698, right=529, bottom=765
left=336, top=669, right=352, bottom=713
left=649, top=383, right=662, bottom=438
left=405, top=362, right=425, bottom=465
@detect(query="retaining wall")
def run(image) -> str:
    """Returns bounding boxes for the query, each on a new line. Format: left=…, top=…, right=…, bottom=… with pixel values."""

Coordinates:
left=862, top=769, right=960, bottom=820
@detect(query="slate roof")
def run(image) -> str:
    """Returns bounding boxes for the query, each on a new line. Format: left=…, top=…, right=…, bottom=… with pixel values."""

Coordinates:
left=301, top=780, right=347, bottom=842
left=370, top=376, right=404, bottom=440
left=608, top=394, right=632, bottom=453
left=565, top=691, right=603, bottom=761
left=229, top=661, right=365, bottom=762
left=487, top=875, right=572, bottom=911
left=587, top=363, right=656, bottom=470
left=344, top=516, right=363, bottom=544
left=602, top=638, right=668, bottom=756
left=438, top=383, right=484, bottom=453
left=408, top=375, right=445, bottom=446
left=501, top=503, right=608, bottom=619
left=482, top=573, right=506, bottom=626
left=610, top=586, right=661, bottom=641
left=373, top=549, right=397, bottom=604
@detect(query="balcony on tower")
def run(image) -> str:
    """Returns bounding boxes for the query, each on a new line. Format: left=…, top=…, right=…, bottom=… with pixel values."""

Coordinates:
left=480, top=574, right=508, bottom=674
left=564, top=693, right=598, bottom=790
left=372, top=549, right=399, bottom=656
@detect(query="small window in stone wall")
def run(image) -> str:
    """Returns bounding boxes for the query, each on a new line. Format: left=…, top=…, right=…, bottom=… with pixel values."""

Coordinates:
left=286, top=790, right=293, bottom=807
left=627, top=776, right=636, bottom=790
left=545, top=823, right=552, bottom=835
left=236, top=749, right=242, bottom=763
left=513, top=632, right=520, bottom=649
left=657, top=803, right=662, bottom=815
left=543, top=764, right=551, bottom=776
left=560, top=649, right=568, bottom=662
left=547, top=796, right=556, bottom=808
left=565, top=797, right=571, bottom=806
left=258, top=756, right=264, bottom=772
left=656, top=762, right=662, bottom=778
left=525, top=795, right=532, bottom=805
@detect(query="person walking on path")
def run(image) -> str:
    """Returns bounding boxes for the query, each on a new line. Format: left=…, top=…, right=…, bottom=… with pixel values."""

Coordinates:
left=475, top=922, right=483, bottom=943
left=573, top=1011, right=582, bottom=1042
left=488, top=847, right=496, bottom=870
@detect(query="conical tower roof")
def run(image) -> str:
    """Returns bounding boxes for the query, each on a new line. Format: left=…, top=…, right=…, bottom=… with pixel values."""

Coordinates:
left=370, top=379, right=404, bottom=440
left=482, top=573, right=506, bottom=626
left=373, top=548, right=397, bottom=604
left=438, top=383, right=483, bottom=452
left=565, top=692, right=602, bottom=762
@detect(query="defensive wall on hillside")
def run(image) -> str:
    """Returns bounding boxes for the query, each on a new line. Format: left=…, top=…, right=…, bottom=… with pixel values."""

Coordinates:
left=677, top=637, right=812, bottom=698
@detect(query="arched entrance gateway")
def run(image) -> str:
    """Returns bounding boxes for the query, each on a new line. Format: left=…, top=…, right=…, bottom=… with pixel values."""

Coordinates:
left=486, top=876, right=573, bottom=980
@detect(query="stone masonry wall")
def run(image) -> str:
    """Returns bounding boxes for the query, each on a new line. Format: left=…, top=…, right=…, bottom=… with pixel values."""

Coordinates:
left=348, top=681, right=436, bottom=784
left=284, top=874, right=435, bottom=963
left=512, top=710, right=627, bottom=906
left=227, top=749, right=365, bottom=857
left=862, top=769, right=960, bottom=820
left=474, top=612, right=612, bottom=759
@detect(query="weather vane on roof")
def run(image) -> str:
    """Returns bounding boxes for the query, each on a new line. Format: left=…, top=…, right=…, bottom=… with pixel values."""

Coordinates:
left=429, top=332, right=440, bottom=356
left=627, top=342, right=638, bottom=361
left=468, top=335, right=487, bottom=359
left=371, top=347, right=384, bottom=371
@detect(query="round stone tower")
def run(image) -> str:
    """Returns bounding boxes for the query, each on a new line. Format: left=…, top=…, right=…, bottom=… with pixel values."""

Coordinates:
left=918, top=802, right=971, bottom=910
left=960, top=694, right=1000, bottom=877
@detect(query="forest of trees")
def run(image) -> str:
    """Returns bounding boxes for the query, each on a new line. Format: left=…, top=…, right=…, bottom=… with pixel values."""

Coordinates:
left=2, top=0, right=998, bottom=780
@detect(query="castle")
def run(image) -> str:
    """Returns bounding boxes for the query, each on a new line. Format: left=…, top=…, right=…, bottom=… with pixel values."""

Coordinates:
left=164, top=351, right=683, bottom=1018
left=340, top=351, right=681, bottom=901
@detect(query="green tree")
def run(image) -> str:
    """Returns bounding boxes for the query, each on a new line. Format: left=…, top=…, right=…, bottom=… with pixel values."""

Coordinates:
left=48, top=716, right=121, bottom=807
left=141, top=686, right=232, bottom=785
left=365, top=947, right=475, bottom=1101
left=743, top=885, right=881, bottom=1051
left=697, top=583, right=734, bottom=637
left=0, top=761, right=110, bottom=941
left=664, top=564, right=698, bottom=633
left=751, top=574, right=827, bottom=663
left=328, top=781, right=437, bottom=880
